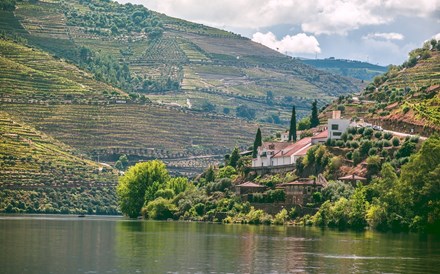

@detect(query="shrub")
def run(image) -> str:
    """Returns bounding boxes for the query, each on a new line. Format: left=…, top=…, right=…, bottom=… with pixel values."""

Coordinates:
left=382, top=140, right=392, bottom=147
left=273, top=209, right=289, bottom=225
left=363, top=128, right=374, bottom=137
left=383, top=132, right=393, bottom=140
left=142, top=197, right=177, bottom=220
left=374, top=132, right=382, bottom=139
left=350, top=141, right=359, bottom=149
left=368, top=147, right=378, bottom=156
left=357, top=127, right=365, bottom=135
left=392, top=137, right=400, bottom=147
left=345, top=151, right=353, bottom=160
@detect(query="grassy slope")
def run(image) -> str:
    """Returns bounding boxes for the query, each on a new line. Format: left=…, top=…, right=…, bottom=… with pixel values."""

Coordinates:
left=0, top=111, right=118, bottom=214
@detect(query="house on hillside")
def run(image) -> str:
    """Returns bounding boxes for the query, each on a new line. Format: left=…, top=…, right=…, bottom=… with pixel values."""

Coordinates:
left=252, top=137, right=312, bottom=168
left=235, top=182, right=266, bottom=195
left=279, top=175, right=327, bottom=205
left=328, top=110, right=350, bottom=139
left=311, top=129, right=328, bottom=144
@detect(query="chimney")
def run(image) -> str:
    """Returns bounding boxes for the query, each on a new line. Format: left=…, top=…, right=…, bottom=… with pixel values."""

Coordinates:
left=332, top=110, right=341, bottom=119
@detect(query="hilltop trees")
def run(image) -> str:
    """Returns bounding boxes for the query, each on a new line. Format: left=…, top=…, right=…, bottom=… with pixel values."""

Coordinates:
left=288, top=106, right=297, bottom=142
left=252, top=128, right=262, bottom=158
left=310, top=100, right=320, bottom=127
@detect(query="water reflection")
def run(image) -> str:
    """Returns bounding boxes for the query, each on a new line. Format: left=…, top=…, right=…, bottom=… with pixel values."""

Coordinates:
left=0, top=216, right=439, bottom=273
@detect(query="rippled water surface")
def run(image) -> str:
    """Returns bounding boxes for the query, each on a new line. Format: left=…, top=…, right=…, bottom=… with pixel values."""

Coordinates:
left=0, top=215, right=439, bottom=273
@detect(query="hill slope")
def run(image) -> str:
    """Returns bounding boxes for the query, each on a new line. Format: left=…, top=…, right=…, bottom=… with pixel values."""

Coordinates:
left=300, top=58, right=387, bottom=81
left=322, top=41, right=440, bottom=136
left=2, top=0, right=361, bottom=122
left=0, top=111, right=118, bottom=214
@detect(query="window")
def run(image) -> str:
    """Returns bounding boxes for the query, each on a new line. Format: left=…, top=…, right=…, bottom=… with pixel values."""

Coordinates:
left=333, top=132, right=342, bottom=136
left=269, top=144, right=275, bottom=149
left=331, top=124, right=339, bottom=130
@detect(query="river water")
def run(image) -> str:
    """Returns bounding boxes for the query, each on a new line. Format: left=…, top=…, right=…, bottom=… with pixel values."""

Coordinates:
left=0, top=215, right=439, bottom=273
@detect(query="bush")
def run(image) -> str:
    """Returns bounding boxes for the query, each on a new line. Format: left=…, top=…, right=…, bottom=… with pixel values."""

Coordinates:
left=383, top=132, right=393, bottom=140
left=350, top=141, right=359, bottom=149
left=273, top=209, right=289, bottom=225
left=345, top=151, right=353, bottom=160
left=368, top=147, right=378, bottom=156
left=374, top=132, right=382, bottom=139
left=382, top=140, right=392, bottom=147
left=363, top=128, right=374, bottom=137
left=392, top=137, right=400, bottom=147
left=142, top=197, right=177, bottom=220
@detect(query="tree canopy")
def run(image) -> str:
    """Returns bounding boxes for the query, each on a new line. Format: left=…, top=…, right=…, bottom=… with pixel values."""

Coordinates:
left=116, top=160, right=169, bottom=218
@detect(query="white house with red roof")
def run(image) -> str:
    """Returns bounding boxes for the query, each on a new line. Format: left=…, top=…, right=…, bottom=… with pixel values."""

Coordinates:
left=252, top=137, right=314, bottom=168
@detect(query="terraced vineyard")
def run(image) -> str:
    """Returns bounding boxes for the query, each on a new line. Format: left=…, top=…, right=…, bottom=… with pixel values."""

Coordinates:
left=1, top=0, right=361, bottom=120
left=0, top=39, right=125, bottom=102
left=0, top=111, right=118, bottom=214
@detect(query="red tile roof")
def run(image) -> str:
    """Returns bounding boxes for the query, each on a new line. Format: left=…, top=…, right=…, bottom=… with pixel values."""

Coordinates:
left=311, top=129, right=328, bottom=139
left=236, top=182, right=266, bottom=188
left=272, top=137, right=312, bottom=158
left=280, top=178, right=325, bottom=186
left=338, top=174, right=367, bottom=181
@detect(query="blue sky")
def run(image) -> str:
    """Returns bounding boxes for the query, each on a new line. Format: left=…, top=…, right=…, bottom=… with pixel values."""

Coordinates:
left=116, top=0, right=440, bottom=66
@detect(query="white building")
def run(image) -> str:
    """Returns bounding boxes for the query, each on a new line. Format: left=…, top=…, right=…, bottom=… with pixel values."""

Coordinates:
left=328, top=111, right=350, bottom=140
left=252, top=137, right=312, bottom=168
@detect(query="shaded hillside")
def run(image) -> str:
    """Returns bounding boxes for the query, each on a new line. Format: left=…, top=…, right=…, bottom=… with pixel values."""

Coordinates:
left=1, top=0, right=361, bottom=122
left=0, top=111, right=118, bottom=214
left=300, top=58, right=387, bottom=81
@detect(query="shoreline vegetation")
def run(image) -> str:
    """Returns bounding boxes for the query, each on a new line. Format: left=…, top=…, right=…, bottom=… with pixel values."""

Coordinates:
left=115, top=134, right=440, bottom=234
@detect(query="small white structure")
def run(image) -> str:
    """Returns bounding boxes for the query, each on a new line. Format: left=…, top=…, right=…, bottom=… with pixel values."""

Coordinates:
left=280, top=131, right=289, bottom=142
left=328, top=111, right=350, bottom=140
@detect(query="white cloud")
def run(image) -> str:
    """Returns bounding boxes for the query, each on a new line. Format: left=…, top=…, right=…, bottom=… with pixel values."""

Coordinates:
left=116, top=0, right=440, bottom=35
left=252, top=32, right=321, bottom=54
left=363, top=32, right=405, bottom=41
left=434, top=33, right=440, bottom=40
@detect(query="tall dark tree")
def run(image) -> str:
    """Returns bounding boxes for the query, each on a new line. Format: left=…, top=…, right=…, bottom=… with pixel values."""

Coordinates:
left=288, top=106, right=297, bottom=142
left=310, top=100, right=320, bottom=128
left=252, top=128, right=262, bottom=158
left=229, top=147, right=240, bottom=168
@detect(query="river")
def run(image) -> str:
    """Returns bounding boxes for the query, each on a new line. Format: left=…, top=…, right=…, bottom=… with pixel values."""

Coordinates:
left=0, top=215, right=439, bottom=273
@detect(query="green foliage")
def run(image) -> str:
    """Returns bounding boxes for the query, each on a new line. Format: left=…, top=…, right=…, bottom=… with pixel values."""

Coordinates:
left=252, top=128, right=262, bottom=158
left=298, top=117, right=311, bottom=130
left=310, top=100, right=320, bottom=127
left=217, top=166, right=237, bottom=179
left=0, top=0, right=15, bottom=11
left=273, top=209, right=289, bottom=225
left=116, top=160, right=169, bottom=218
left=142, top=197, right=177, bottom=220
left=236, top=105, right=256, bottom=120
left=288, top=106, right=297, bottom=141
left=321, top=180, right=354, bottom=202
left=228, top=147, right=240, bottom=168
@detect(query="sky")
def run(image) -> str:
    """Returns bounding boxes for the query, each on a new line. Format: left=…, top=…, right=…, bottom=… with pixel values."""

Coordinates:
left=116, top=0, right=440, bottom=66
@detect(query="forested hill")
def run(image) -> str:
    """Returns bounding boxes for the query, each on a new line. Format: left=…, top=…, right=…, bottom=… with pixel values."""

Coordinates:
left=300, top=58, right=388, bottom=81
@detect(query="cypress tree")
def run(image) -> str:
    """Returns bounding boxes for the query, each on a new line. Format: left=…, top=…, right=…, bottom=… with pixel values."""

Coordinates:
left=252, top=128, right=262, bottom=158
left=288, top=106, right=297, bottom=142
left=310, top=100, right=320, bottom=128
left=229, top=147, right=240, bottom=168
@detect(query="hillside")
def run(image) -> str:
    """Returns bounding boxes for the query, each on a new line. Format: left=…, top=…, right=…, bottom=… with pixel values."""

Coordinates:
left=0, top=111, right=118, bottom=214
left=1, top=0, right=361, bottom=122
left=0, top=37, right=281, bottom=175
left=322, top=41, right=440, bottom=136
left=300, top=58, right=387, bottom=81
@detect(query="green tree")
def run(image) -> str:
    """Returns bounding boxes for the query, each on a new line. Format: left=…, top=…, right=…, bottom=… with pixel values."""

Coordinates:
left=288, top=106, right=297, bottom=141
left=399, top=135, right=440, bottom=231
left=229, top=147, right=240, bottom=168
left=298, top=117, right=311, bottom=130
left=116, top=160, right=169, bottom=218
left=310, top=100, right=320, bottom=128
left=252, top=128, right=262, bottom=158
